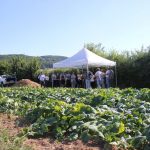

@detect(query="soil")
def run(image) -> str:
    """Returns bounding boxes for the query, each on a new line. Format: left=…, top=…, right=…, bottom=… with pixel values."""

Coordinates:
left=0, top=113, right=104, bottom=150
left=14, top=79, right=41, bottom=88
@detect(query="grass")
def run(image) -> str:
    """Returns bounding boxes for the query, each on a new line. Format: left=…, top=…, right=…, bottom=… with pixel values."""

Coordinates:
left=0, top=129, right=32, bottom=150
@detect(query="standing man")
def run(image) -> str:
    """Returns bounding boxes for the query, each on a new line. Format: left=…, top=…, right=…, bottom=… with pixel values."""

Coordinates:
left=38, top=72, right=46, bottom=87
left=100, top=69, right=106, bottom=88
left=95, top=68, right=102, bottom=88
left=51, top=72, right=56, bottom=87
left=65, top=72, right=71, bottom=87
left=60, top=72, right=66, bottom=87
left=71, top=72, right=76, bottom=88
left=106, top=67, right=114, bottom=88
left=85, top=71, right=93, bottom=89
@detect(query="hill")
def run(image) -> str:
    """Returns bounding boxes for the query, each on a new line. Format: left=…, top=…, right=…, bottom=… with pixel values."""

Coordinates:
left=0, top=54, right=67, bottom=68
left=40, top=55, right=67, bottom=68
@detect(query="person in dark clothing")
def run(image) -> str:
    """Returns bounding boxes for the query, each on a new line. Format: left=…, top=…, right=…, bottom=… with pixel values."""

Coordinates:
left=60, top=73, right=66, bottom=87
left=65, top=72, right=71, bottom=87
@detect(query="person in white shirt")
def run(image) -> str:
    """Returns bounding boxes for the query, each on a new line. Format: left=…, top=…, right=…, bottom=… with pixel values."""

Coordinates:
left=0, top=76, right=3, bottom=87
left=95, top=68, right=102, bottom=88
left=38, top=73, right=46, bottom=87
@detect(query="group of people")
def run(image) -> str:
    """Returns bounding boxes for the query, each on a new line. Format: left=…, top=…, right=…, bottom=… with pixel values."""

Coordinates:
left=83, top=67, right=114, bottom=89
left=38, top=67, right=114, bottom=88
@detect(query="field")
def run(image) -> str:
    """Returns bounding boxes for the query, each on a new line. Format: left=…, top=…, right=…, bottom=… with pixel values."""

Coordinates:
left=0, top=87, right=150, bottom=150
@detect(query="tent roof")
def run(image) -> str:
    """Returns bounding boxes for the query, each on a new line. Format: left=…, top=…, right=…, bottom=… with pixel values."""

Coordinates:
left=53, top=48, right=116, bottom=68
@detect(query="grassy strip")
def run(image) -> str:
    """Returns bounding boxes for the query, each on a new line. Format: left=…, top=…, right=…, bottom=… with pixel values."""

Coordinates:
left=0, top=129, right=32, bottom=150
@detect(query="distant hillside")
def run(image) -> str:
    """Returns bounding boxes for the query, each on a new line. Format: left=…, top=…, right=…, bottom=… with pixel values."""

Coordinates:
left=0, top=54, right=67, bottom=68
left=40, top=55, right=67, bottom=68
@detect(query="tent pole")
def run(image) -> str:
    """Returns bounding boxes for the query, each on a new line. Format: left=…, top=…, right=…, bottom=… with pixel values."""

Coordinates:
left=115, top=65, right=117, bottom=87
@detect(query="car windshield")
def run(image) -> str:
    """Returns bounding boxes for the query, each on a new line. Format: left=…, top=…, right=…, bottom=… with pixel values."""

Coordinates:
left=2, top=75, right=7, bottom=78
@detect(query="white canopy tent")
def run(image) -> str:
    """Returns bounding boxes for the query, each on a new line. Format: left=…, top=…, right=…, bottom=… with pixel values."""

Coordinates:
left=53, top=48, right=117, bottom=86
left=53, top=48, right=116, bottom=68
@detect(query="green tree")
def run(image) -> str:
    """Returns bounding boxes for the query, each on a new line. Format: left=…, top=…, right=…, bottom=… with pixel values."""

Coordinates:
left=8, top=56, right=41, bottom=80
left=8, top=56, right=27, bottom=80
left=85, top=42, right=150, bottom=88
left=85, top=42, right=107, bottom=57
left=25, top=57, right=41, bottom=80
left=0, top=60, right=9, bottom=75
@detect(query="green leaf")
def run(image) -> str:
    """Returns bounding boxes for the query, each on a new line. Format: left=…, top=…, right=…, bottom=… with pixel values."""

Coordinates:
left=118, top=122, right=125, bottom=134
left=81, top=131, right=90, bottom=143
left=45, top=117, right=57, bottom=125
left=98, top=131, right=104, bottom=139
left=68, top=133, right=78, bottom=141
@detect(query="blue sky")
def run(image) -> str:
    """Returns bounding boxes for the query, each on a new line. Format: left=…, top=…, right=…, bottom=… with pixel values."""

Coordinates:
left=0, top=0, right=150, bottom=57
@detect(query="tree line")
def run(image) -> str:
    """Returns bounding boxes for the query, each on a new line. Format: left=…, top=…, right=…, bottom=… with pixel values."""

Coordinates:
left=0, top=43, right=150, bottom=88
left=86, top=43, right=150, bottom=88
left=0, top=56, right=41, bottom=81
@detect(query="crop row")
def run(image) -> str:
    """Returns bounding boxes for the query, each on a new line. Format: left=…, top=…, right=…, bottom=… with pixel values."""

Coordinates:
left=0, top=87, right=150, bottom=149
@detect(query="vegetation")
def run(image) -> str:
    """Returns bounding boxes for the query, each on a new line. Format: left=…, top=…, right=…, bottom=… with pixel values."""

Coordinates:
left=0, top=129, right=31, bottom=150
left=0, top=87, right=150, bottom=149
left=40, top=55, right=67, bottom=68
left=0, top=43, right=150, bottom=88
left=85, top=43, right=150, bottom=88
left=0, top=54, right=67, bottom=69
left=0, top=56, right=41, bottom=81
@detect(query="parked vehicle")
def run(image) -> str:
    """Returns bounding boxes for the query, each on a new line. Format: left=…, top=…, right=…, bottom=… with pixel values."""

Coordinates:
left=0, top=75, right=17, bottom=86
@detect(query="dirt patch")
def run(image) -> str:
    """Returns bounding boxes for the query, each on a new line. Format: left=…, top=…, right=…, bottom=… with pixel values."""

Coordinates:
left=0, top=113, right=104, bottom=150
left=0, top=113, right=21, bottom=137
left=24, top=139, right=103, bottom=150
left=14, top=79, right=41, bottom=88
